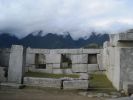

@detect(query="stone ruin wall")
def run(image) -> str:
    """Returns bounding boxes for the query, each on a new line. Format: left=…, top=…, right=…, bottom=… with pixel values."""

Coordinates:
left=25, top=48, right=103, bottom=74
left=1, top=29, right=133, bottom=92
left=103, top=30, right=133, bottom=93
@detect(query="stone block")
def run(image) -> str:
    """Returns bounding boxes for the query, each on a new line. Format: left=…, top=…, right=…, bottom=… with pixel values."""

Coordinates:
left=45, top=64, right=53, bottom=73
left=72, top=64, right=88, bottom=73
left=56, top=49, right=82, bottom=54
left=46, top=54, right=61, bottom=63
left=63, top=80, right=89, bottom=89
left=27, top=48, right=50, bottom=54
left=26, top=53, right=35, bottom=65
left=79, top=73, right=89, bottom=80
left=52, top=64, right=60, bottom=69
left=8, top=45, right=24, bottom=84
left=49, top=50, right=58, bottom=54
left=82, top=49, right=101, bottom=54
left=0, top=82, right=24, bottom=89
left=118, top=32, right=133, bottom=41
left=71, top=54, right=88, bottom=64
left=97, top=54, right=104, bottom=70
left=88, top=64, right=99, bottom=72
left=24, top=77, right=61, bottom=88
left=53, top=69, right=63, bottom=74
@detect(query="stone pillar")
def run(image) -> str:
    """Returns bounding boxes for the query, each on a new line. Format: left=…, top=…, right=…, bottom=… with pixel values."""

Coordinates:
left=8, top=45, right=24, bottom=84
left=97, top=54, right=104, bottom=70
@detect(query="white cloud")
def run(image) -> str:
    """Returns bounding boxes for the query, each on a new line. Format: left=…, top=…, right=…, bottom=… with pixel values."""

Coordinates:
left=0, top=0, right=133, bottom=39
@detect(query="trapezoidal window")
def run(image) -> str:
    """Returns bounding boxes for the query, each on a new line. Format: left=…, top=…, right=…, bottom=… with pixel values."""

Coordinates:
left=35, top=53, right=46, bottom=69
left=88, top=54, right=97, bottom=64
left=61, top=54, right=72, bottom=69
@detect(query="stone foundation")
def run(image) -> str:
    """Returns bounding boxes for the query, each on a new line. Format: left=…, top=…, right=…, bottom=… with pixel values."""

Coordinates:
left=24, top=77, right=89, bottom=90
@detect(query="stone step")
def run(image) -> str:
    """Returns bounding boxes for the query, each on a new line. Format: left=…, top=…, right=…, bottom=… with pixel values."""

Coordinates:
left=0, top=82, right=25, bottom=89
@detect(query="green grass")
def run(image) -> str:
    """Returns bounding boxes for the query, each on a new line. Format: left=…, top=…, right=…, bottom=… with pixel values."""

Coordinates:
left=89, top=73, right=117, bottom=93
left=25, top=71, right=79, bottom=78
left=90, top=73, right=115, bottom=89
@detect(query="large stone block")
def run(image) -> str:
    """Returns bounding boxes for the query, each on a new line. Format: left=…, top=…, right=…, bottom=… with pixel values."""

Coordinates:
left=72, top=64, right=88, bottom=73
left=53, top=69, right=63, bottom=74
left=26, top=53, right=35, bottom=66
left=118, top=32, right=133, bottom=41
left=56, top=49, right=82, bottom=54
left=52, top=64, right=61, bottom=69
left=119, top=48, right=133, bottom=90
left=71, top=54, right=88, bottom=64
left=24, top=77, right=61, bottom=88
left=97, top=54, right=104, bottom=70
left=88, top=64, right=99, bottom=72
left=63, top=80, right=89, bottom=89
left=82, top=49, right=101, bottom=54
left=49, top=50, right=58, bottom=54
left=8, top=45, right=24, bottom=84
left=79, top=73, right=89, bottom=80
left=27, top=48, right=50, bottom=54
left=46, top=54, right=61, bottom=63
left=45, top=64, right=53, bottom=73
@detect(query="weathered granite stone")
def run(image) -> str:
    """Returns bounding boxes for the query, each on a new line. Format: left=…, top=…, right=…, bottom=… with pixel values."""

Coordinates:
left=97, top=54, right=104, bottom=70
left=0, top=82, right=24, bottom=89
left=27, top=48, right=50, bottom=54
left=52, top=64, right=61, bottom=69
left=24, top=77, right=61, bottom=88
left=56, top=49, right=82, bottom=54
left=63, top=80, right=89, bottom=89
left=26, top=53, right=35, bottom=65
left=46, top=54, right=61, bottom=63
left=8, top=45, right=24, bottom=84
left=72, top=64, right=88, bottom=73
left=79, top=73, right=89, bottom=80
left=71, top=54, right=88, bottom=64
left=53, top=69, right=63, bottom=74
left=82, top=49, right=101, bottom=54
left=88, top=64, right=99, bottom=72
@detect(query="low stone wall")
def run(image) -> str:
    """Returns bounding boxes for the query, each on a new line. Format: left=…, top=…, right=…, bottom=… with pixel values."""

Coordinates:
left=24, top=77, right=89, bottom=90
left=24, top=77, right=61, bottom=88
left=63, top=80, right=89, bottom=89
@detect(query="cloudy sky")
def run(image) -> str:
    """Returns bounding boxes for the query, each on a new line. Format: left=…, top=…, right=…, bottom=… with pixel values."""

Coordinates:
left=0, top=0, right=133, bottom=39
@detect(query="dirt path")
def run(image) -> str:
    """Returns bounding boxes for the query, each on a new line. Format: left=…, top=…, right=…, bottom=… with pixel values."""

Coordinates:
left=0, top=88, right=104, bottom=100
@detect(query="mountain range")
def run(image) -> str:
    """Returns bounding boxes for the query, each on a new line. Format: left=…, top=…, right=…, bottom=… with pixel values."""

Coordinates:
left=0, top=31, right=109, bottom=49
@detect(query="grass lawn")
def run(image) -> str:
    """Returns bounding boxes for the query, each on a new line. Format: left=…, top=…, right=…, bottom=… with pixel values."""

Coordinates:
left=89, top=73, right=116, bottom=92
left=25, top=71, right=79, bottom=78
